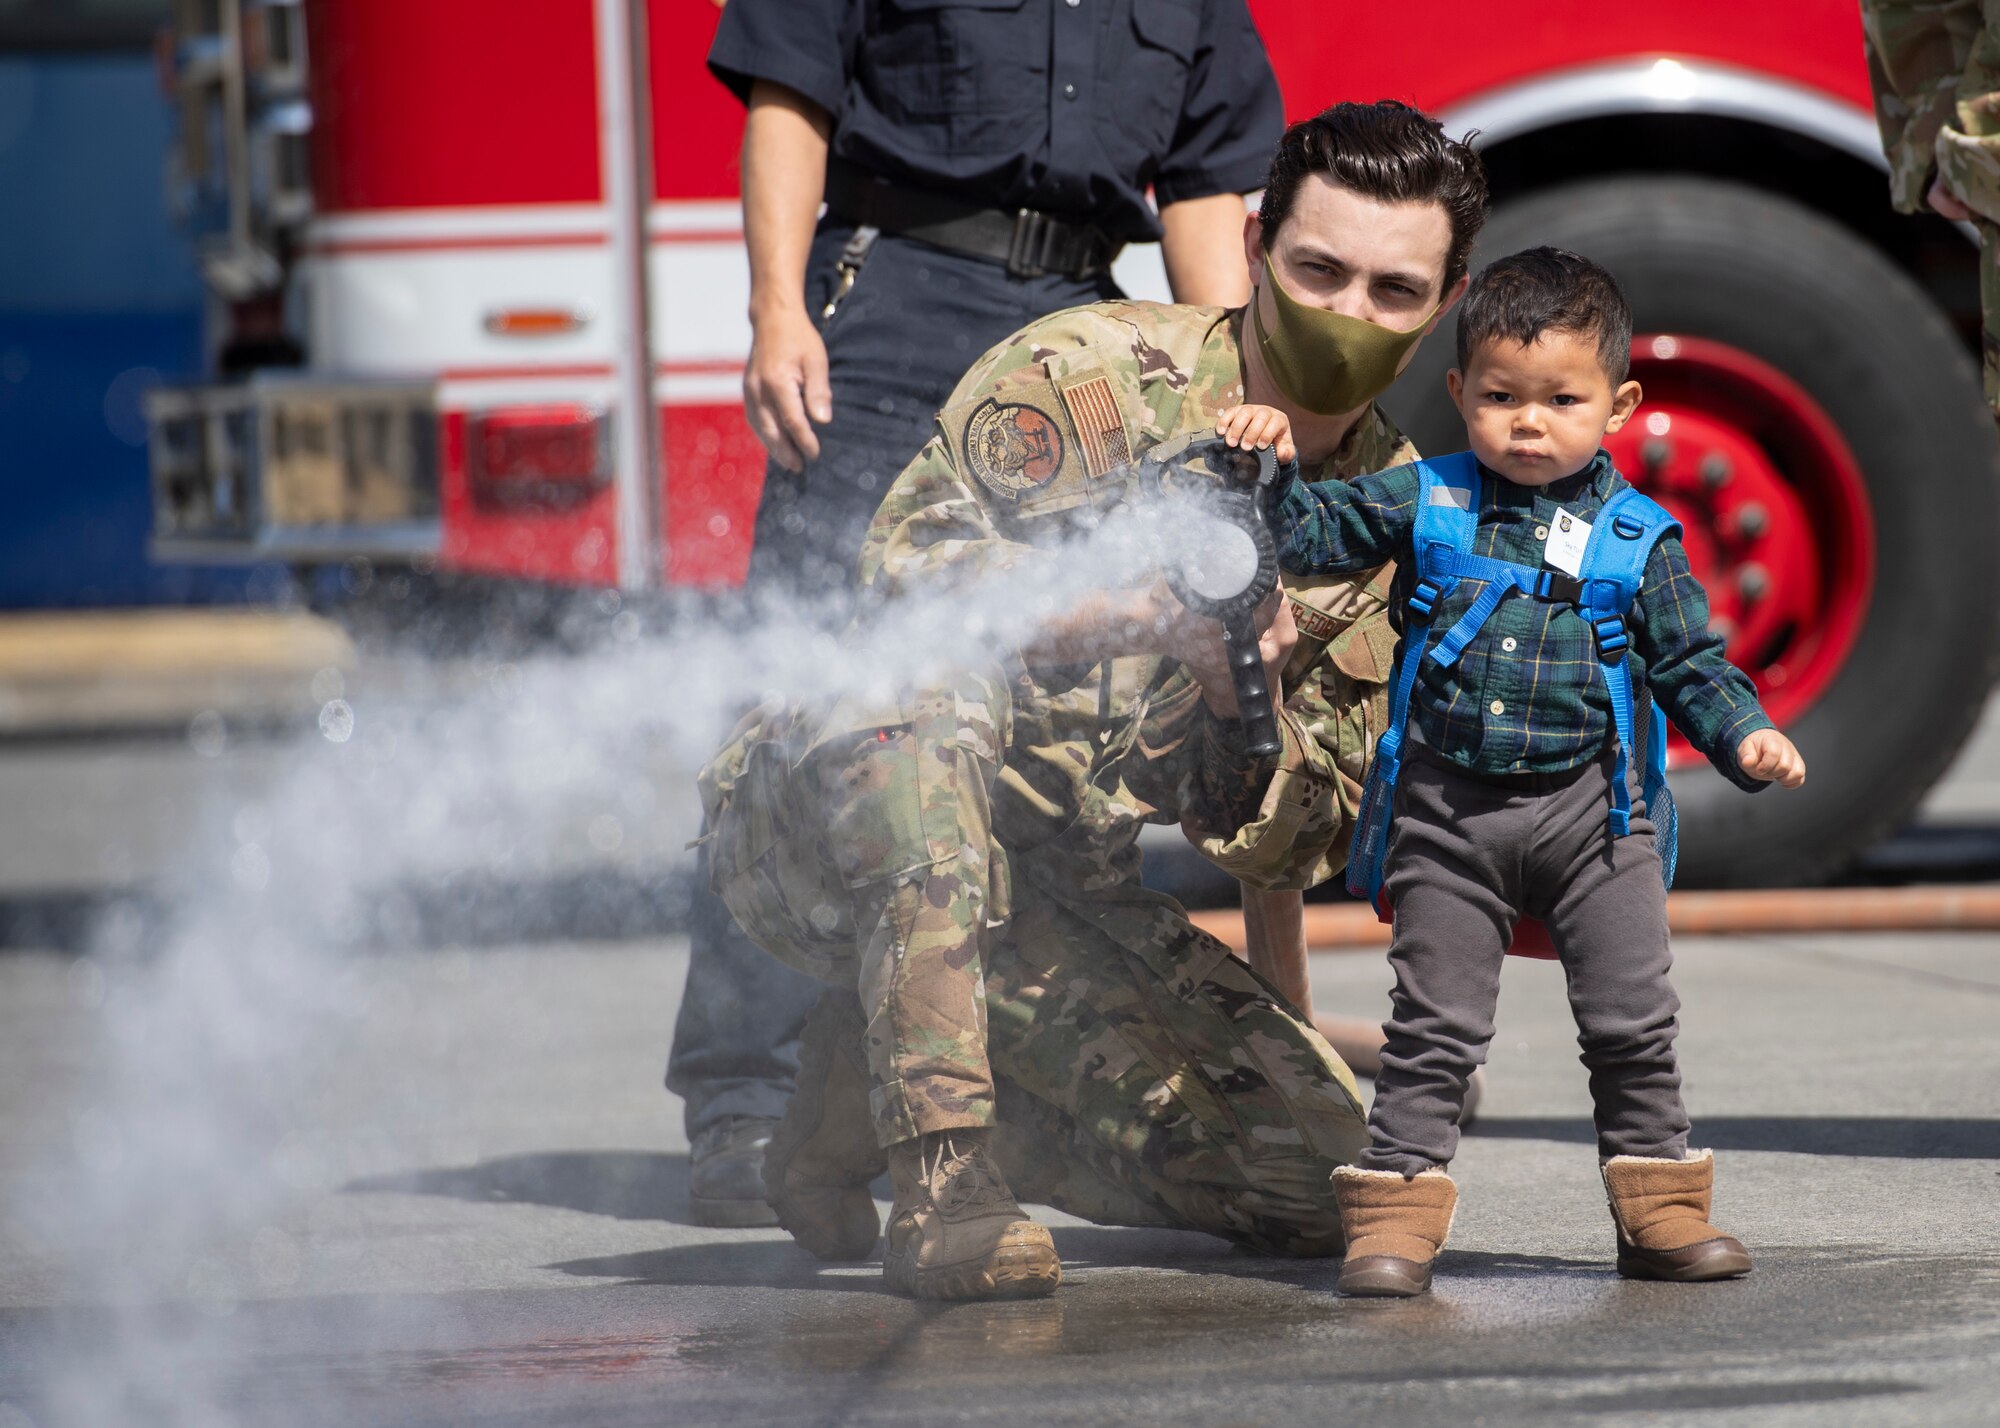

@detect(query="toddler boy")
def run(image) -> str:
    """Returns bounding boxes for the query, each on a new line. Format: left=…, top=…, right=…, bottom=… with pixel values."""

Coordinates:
left=1253, top=246, right=1804, bottom=1296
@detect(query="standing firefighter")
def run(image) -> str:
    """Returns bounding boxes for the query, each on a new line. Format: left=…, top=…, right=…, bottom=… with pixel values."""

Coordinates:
left=701, top=102, right=1489, bottom=1299
left=1864, top=0, right=2000, bottom=405
left=671, top=0, right=1285, bottom=1226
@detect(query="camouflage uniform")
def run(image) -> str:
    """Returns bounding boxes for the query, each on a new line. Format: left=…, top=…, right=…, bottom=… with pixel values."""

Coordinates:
left=1864, top=0, right=2000, bottom=401
left=702, top=299, right=1414, bottom=1252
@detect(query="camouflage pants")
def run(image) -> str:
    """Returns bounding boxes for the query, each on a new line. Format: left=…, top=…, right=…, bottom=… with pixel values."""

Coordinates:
left=791, top=906, right=1369, bottom=1254
left=981, top=892, right=1369, bottom=1255
left=810, top=673, right=1011, bottom=1147
left=802, top=672, right=1368, bottom=1251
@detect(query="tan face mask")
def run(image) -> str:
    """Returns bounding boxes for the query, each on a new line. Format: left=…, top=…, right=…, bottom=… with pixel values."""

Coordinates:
left=1251, top=260, right=1441, bottom=416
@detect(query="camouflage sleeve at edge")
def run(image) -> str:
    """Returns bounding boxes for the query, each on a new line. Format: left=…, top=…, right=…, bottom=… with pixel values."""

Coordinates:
left=1862, top=0, right=1983, bottom=211
left=1932, top=4, right=2000, bottom=224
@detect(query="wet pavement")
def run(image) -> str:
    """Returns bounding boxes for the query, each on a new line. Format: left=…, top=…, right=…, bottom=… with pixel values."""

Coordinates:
left=7, top=1239, right=1996, bottom=1427
left=2, top=641, right=1999, bottom=1425
left=2, top=933, right=1997, bottom=1427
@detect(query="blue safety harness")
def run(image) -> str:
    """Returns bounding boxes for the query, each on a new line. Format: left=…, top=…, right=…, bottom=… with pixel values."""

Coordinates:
left=1346, top=452, right=1681, bottom=911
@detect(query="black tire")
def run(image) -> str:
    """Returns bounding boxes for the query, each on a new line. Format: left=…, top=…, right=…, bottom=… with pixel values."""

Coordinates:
left=1381, top=176, right=2000, bottom=887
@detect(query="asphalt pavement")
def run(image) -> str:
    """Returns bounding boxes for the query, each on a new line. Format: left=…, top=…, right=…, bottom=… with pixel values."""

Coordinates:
left=1, top=930, right=1996, bottom=1427
left=0, top=627, right=1997, bottom=1425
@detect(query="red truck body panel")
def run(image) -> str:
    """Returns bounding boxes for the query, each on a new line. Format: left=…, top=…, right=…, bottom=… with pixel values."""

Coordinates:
left=291, top=0, right=1879, bottom=588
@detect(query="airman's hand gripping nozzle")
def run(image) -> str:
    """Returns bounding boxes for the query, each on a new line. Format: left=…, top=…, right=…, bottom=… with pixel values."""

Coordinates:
left=1136, top=435, right=1287, bottom=759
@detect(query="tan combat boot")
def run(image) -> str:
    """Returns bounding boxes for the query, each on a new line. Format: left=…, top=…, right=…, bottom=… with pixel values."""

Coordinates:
left=1331, top=1165, right=1458, bottom=1297
left=761, top=991, right=885, bottom=1261
left=1601, top=1149, right=1753, bottom=1282
left=881, top=1129, right=1061, bottom=1300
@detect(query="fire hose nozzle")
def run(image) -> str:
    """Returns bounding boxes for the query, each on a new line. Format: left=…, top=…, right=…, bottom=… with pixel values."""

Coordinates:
left=1137, top=437, right=1285, bottom=758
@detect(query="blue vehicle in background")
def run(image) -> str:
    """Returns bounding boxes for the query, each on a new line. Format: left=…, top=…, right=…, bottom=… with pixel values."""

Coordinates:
left=0, top=0, right=266, bottom=607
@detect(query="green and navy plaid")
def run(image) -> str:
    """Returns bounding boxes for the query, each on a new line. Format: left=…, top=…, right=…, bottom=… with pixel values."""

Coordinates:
left=1275, top=449, right=1773, bottom=790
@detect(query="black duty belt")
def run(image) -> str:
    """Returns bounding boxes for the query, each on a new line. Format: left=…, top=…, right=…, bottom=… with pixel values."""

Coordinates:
left=824, top=159, right=1123, bottom=281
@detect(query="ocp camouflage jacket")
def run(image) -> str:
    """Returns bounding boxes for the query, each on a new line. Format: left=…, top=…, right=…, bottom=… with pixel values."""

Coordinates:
left=841, top=298, right=1414, bottom=897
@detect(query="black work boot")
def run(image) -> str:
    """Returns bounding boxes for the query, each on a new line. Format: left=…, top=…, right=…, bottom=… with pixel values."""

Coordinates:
left=688, top=1116, right=781, bottom=1228
left=763, top=989, right=885, bottom=1260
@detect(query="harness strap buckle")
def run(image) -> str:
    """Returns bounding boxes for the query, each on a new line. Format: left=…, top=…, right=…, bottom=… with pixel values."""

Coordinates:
left=1593, top=616, right=1629, bottom=655
left=1535, top=570, right=1584, bottom=604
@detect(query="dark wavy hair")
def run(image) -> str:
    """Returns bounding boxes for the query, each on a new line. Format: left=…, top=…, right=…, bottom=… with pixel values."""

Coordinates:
left=1455, top=246, right=1633, bottom=382
left=1256, top=100, right=1489, bottom=293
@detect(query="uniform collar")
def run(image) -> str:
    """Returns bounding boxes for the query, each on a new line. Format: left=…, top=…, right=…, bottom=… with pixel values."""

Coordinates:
left=1322, top=403, right=1380, bottom=474
left=1301, top=401, right=1400, bottom=485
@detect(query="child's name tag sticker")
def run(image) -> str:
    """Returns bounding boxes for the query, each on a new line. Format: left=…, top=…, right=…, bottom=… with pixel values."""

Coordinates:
left=1544, top=508, right=1591, bottom=577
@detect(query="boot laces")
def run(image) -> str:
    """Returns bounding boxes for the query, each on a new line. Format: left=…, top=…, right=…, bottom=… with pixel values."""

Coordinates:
left=925, top=1134, right=1009, bottom=1215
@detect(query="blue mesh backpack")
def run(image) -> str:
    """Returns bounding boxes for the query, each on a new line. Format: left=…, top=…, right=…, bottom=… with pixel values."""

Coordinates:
left=1345, top=452, right=1680, bottom=953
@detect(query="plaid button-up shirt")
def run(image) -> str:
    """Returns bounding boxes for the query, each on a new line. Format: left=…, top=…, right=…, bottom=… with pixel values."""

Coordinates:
left=1275, top=449, right=1772, bottom=789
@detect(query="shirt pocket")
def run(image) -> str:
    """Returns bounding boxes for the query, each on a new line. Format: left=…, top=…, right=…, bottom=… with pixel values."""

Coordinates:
left=1129, top=2, right=1200, bottom=68
left=1100, top=0, right=1202, bottom=179
left=869, top=0, right=1040, bottom=154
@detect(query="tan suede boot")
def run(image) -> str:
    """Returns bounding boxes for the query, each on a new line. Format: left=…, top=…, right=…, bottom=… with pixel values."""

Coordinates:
left=761, top=991, right=885, bottom=1261
left=881, top=1129, right=1061, bottom=1301
left=1602, top=1149, right=1753, bottom=1282
left=1331, top=1166, right=1457, bottom=1297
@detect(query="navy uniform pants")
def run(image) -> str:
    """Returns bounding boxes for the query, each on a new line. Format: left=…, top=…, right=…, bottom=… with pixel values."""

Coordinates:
left=667, top=221, right=1120, bottom=1138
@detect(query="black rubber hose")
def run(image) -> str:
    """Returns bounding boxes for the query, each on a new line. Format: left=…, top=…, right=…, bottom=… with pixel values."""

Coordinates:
left=1223, top=608, right=1281, bottom=758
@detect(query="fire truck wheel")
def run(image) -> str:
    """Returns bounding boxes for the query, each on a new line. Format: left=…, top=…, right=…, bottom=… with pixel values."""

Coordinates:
left=1386, top=175, right=2000, bottom=887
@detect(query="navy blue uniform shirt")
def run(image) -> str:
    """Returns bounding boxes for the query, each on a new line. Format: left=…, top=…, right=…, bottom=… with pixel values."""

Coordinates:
left=708, top=0, right=1283, bottom=244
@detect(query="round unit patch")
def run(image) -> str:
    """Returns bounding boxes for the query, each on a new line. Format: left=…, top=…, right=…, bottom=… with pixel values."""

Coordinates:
left=963, top=399, right=1065, bottom=501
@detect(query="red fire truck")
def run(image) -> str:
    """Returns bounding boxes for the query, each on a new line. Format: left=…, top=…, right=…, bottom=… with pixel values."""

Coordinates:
left=147, top=0, right=2000, bottom=888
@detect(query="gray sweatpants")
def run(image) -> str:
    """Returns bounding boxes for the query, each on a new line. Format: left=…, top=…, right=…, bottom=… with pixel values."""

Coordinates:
left=1360, top=742, right=1691, bottom=1176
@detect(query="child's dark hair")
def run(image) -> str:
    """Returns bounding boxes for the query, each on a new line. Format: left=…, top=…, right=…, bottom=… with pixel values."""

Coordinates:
left=1258, top=100, right=1488, bottom=291
left=1454, top=247, right=1632, bottom=382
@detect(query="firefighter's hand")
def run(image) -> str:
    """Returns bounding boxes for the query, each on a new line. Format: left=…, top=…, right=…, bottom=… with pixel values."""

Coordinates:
left=745, top=304, right=832, bottom=473
left=1151, top=580, right=1296, bottom=721
left=1216, top=404, right=1297, bottom=465
left=1928, top=174, right=1974, bottom=224
left=1737, top=728, right=1805, bottom=788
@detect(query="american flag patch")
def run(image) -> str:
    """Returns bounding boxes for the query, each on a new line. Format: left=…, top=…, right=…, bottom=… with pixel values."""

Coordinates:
left=1058, top=375, right=1131, bottom=478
